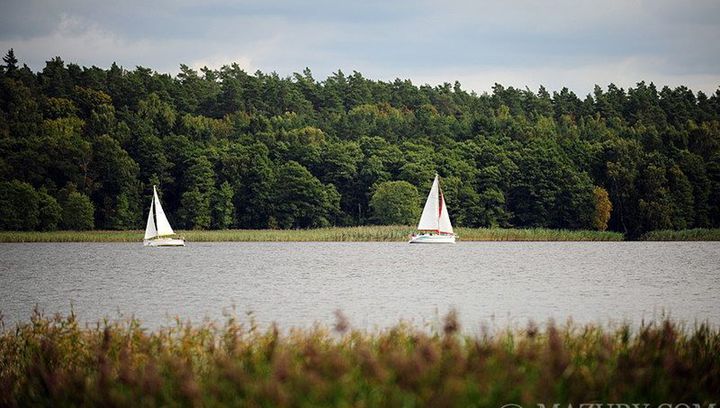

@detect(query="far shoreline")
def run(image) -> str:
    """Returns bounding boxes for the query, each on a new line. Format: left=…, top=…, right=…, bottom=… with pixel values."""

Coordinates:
left=4, top=226, right=717, bottom=243
left=1, top=227, right=718, bottom=243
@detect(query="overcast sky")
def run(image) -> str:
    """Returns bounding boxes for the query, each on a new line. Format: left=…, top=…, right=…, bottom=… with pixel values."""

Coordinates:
left=1, top=0, right=718, bottom=96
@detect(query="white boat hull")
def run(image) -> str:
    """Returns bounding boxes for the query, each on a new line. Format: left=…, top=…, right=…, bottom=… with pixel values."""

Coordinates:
left=409, top=233, right=456, bottom=244
left=144, top=237, right=185, bottom=247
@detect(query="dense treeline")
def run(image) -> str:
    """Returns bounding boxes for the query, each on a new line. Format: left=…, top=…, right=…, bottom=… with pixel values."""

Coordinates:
left=1, top=49, right=719, bottom=237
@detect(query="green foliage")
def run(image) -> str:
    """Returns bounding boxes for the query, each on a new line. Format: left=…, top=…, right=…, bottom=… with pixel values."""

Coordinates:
left=37, top=188, right=62, bottom=231
left=2, top=49, right=720, bottom=235
left=509, top=140, right=594, bottom=229
left=177, top=156, right=216, bottom=229
left=216, top=141, right=274, bottom=228
left=61, top=191, right=95, bottom=230
left=184, top=155, right=215, bottom=193
left=369, top=180, right=420, bottom=225
left=108, top=193, right=135, bottom=230
left=2, top=48, right=18, bottom=73
left=0, top=182, right=62, bottom=231
left=272, top=161, right=339, bottom=228
left=0, top=180, right=40, bottom=230
left=90, top=135, right=141, bottom=229
left=43, top=97, right=78, bottom=119
left=591, top=186, right=612, bottom=231
left=211, top=181, right=234, bottom=229
left=179, top=188, right=211, bottom=229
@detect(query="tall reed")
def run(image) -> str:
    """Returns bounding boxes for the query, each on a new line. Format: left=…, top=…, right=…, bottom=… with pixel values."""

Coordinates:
left=1, top=310, right=718, bottom=406
left=641, top=228, right=720, bottom=241
left=0, top=226, right=623, bottom=243
left=455, top=227, right=623, bottom=241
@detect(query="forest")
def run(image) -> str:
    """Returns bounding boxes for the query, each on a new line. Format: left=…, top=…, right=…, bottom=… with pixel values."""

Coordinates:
left=0, top=49, right=719, bottom=238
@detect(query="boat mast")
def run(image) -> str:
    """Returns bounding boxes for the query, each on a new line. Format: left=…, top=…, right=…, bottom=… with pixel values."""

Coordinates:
left=153, top=185, right=175, bottom=237
left=436, top=174, right=441, bottom=233
left=436, top=175, right=454, bottom=235
left=438, top=174, right=442, bottom=233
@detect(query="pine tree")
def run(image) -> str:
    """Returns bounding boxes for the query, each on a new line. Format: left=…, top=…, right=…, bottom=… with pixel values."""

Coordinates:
left=2, top=48, right=18, bottom=73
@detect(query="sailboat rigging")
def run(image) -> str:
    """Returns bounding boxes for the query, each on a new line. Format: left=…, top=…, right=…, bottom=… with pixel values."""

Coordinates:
left=409, top=174, right=456, bottom=244
left=144, top=186, right=185, bottom=247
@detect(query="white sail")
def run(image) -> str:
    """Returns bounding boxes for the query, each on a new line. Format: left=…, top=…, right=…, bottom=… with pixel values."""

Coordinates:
left=417, top=175, right=440, bottom=231
left=153, top=186, right=175, bottom=237
left=438, top=189, right=453, bottom=234
left=144, top=197, right=157, bottom=240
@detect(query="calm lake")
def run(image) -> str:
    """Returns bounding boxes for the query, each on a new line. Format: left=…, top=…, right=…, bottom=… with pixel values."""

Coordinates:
left=1, top=242, right=719, bottom=331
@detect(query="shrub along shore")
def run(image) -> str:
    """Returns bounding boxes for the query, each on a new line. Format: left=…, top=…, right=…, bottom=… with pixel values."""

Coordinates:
left=1, top=311, right=718, bottom=405
left=0, top=226, right=628, bottom=242
left=640, top=228, right=720, bottom=241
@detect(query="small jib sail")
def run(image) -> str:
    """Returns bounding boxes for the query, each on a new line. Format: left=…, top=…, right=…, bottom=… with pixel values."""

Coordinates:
left=144, top=186, right=175, bottom=240
left=144, top=197, right=157, bottom=240
left=417, top=174, right=454, bottom=234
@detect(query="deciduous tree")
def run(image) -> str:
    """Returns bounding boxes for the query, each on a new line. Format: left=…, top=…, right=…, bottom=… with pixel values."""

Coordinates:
left=369, top=181, right=420, bottom=225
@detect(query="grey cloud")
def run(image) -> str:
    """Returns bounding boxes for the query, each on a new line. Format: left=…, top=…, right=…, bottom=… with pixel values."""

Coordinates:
left=0, top=0, right=717, bottom=95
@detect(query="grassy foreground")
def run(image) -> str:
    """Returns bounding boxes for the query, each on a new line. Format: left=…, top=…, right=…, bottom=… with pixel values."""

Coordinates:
left=0, top=226, right=623, bottom=242
left=641, top=228, right=720, bottom=241
left=1, top=311, right=718, bottom=406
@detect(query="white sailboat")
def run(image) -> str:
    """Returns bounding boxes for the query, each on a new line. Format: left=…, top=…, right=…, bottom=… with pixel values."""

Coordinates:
left=409, top=174, right=456, bottom=244
left=144, top=186, right=185, bottom=247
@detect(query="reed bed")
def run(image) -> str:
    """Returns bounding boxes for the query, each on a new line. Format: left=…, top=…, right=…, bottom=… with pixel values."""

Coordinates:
left=0, top=230, right=144, bottom=242
left=183, top=226, right=417, bottom=242
left=0, top=226, right=623, bottom=242
left=1, top=310, right=718, bottom=406
left=641, top=228, right=720, bottom=241
left=455, top=227, right=623, bottom=241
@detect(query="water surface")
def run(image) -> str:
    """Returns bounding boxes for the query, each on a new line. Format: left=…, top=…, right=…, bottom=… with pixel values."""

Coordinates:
left=1, top=242, right=718, bottom=330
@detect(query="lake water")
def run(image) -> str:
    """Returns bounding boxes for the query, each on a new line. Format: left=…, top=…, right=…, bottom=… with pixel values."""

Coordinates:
left=1, top=242, right=719, bottom=331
